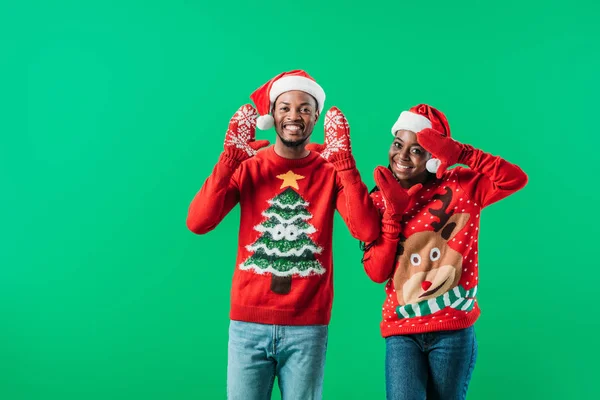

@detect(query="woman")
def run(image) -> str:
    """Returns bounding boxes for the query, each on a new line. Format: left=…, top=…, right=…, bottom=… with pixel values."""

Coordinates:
left=363, top=104, right=527, bottom=400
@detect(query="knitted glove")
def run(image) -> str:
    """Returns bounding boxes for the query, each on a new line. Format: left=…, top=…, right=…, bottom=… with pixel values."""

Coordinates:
left=306, top=107, right=355, bottom=171
left=222, top=104, right=270, bottom=166
left=416, top=128, right=466, bottom=179
left=374, top=167, right=422, bottom=221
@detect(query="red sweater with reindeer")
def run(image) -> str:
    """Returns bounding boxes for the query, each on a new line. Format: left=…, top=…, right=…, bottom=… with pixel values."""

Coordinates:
left=187, top=146, right=380, bottom=326
left=363, top=148, right=527, bottom=337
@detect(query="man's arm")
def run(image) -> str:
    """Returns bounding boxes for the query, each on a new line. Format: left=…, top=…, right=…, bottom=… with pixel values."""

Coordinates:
left=307, top=107, right=380, bottom=243
left=186, top=104, right=269, bottom=234
left=335, top=166, right=380, bottom=243
left=186, top=154, right=241, bottom=234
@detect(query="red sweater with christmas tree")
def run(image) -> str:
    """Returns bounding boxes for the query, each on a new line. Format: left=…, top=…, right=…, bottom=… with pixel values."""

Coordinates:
left=363, top=147, right=527, bottom=337
left=188, top=146, right=380, bottom=326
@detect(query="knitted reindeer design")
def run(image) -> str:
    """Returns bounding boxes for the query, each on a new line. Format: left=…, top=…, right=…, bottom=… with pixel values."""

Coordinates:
left=393, top=187, right=476, bottom=319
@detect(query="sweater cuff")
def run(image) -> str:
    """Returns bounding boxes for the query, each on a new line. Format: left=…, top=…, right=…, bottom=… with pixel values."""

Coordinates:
left=335, top=159, right=361, bottom=186
left=382, top=218, right=401, bottom=236
left=219, top=152, right=243, bottom=170
left=330, top=153, right=357, bottom=171
left=457, top=144, right=476, bottom=168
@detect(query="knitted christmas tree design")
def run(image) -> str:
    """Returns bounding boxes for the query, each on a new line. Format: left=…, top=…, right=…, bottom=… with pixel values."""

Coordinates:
left=240, top=187, right=324, bottom=294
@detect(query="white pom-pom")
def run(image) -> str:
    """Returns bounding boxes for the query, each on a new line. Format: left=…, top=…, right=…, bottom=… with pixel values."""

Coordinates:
left=426, top=158, right=440, bottom=173
left=256, top=114, right=274, bottom=130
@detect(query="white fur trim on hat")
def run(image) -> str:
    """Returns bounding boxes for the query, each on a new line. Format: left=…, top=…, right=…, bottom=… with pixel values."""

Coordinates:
left=270, top=76, right=326, bottom=112
left=391, top=111, right=432, bottom=135
left=256, top=114, right=274, bottom=130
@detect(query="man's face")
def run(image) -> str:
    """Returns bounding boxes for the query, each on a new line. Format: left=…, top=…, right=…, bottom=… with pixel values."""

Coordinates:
left=272, top=90, right=319, bottom=148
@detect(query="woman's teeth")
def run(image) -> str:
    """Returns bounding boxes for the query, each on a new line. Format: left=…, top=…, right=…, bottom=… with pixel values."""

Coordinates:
left=396, top=163, right=412, bottom=170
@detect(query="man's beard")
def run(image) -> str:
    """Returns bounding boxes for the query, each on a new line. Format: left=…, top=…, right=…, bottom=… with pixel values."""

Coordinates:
left=277, top=131, right=311, bottom=148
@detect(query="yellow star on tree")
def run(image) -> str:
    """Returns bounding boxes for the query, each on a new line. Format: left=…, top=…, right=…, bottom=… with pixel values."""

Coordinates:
left=276, top=170, right=305, bottom=189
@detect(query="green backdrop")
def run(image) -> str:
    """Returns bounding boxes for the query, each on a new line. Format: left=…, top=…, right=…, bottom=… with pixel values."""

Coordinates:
left=3, top=0, right=598, bottom=399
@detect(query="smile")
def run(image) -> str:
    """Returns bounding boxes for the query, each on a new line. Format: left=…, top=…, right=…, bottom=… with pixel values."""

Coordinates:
left=283, top=124, right=303, bottom=133
left=395, top=163, right=414, bottom=170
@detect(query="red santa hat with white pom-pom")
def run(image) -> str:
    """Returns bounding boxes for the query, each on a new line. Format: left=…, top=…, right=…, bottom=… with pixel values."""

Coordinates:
left=391, top=104, right=451, bottom=174
left=250, top=70, right=326, bottom=130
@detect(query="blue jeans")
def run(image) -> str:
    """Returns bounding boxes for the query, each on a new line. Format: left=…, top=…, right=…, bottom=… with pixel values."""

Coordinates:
left=227, top=320, right=328, bottom=400
left=385, top=327, right=477, bottom=400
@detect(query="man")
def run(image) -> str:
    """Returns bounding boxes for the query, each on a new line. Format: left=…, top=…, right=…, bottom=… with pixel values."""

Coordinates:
left=186, top=70, right=379, bottom=400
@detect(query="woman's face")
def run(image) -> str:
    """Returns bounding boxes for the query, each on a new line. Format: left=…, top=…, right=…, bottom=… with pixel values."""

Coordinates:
left=388, top=130, right=431, bottom=185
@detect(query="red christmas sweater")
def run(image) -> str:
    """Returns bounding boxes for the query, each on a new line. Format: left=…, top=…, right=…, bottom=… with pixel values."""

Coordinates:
left=187, top=146, right=380, bottom=326
left=363, top=147, right=527, bottom=337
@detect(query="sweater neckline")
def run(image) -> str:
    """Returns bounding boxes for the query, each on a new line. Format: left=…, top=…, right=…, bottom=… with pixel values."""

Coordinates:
left=265, top=146, right=320, bottom=168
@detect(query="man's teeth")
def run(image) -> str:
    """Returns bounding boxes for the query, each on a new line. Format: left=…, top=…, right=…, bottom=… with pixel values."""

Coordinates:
left=285, top=125, right=301, bottom=131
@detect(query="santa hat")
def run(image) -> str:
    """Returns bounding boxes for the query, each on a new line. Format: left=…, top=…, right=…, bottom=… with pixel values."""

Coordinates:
left=390, top=104, right=451, bottom=174
left=250, top=70, right=326, bottom=130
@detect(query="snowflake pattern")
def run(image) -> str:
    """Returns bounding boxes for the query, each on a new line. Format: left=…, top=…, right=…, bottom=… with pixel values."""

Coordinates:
left=224, top=105, right=258, bottom=156
left=234, top=104, right=258, bottom=129
left=321, top=108, right=350, bottom=160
